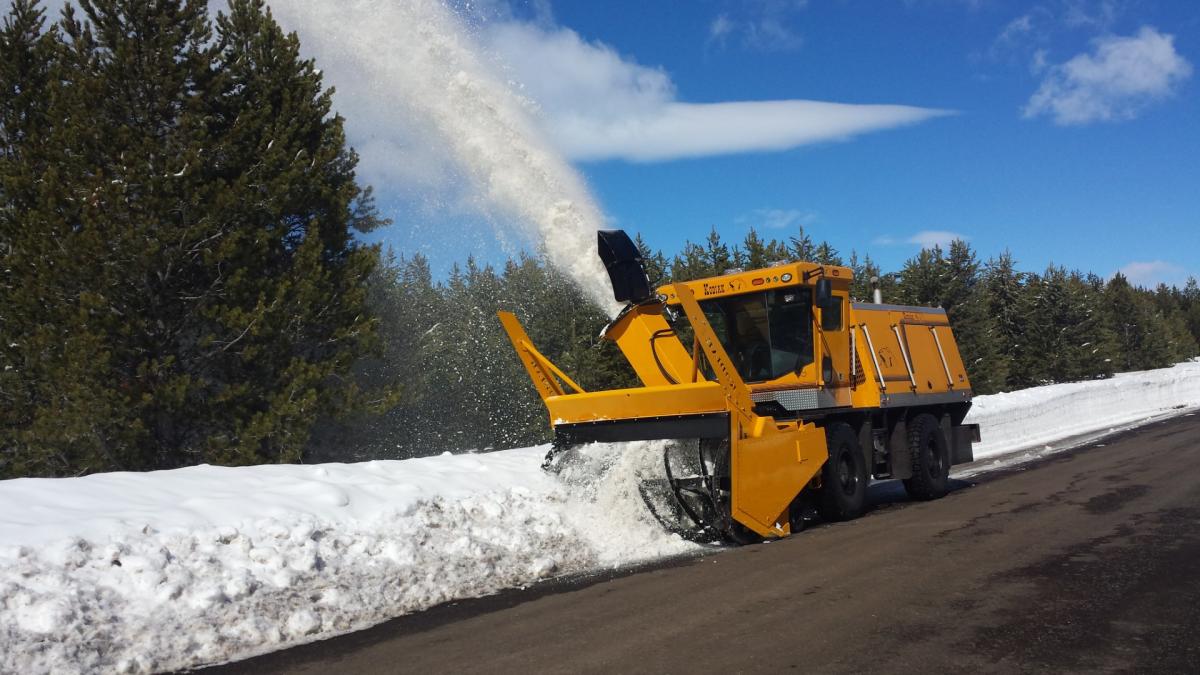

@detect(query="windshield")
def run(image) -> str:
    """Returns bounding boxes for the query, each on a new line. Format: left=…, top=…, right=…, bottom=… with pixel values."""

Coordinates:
left=699, top=288, right=814, bottom=383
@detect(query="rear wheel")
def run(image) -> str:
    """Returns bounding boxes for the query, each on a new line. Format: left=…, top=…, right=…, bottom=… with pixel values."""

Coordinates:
left=819, top=423, right=869, bottom=521
left=903, top=413, right=950, bottom=500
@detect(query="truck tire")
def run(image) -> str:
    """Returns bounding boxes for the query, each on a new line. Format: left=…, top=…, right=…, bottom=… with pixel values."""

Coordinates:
left=903, top=413, right=950, bottom=500
left=819, top=423, right=868, bottom=521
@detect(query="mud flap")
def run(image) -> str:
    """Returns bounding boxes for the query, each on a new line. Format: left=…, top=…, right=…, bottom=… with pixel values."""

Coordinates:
left=950, top=424, right=980, bottom=465
left=731, top=422, right=828, bottom=538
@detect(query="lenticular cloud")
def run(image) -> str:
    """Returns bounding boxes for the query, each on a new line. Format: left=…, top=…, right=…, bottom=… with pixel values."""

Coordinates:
left=549, top=100, right=951, bottom=162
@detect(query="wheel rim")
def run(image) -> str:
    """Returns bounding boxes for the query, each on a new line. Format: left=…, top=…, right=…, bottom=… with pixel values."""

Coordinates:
left=837, top=450, right=859, bottom=496
left=927, top=436, right=944, bottom=477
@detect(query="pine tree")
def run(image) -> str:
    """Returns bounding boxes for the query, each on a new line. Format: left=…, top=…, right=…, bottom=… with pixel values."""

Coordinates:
left=1162, top=311, right=1197, bottom=363
left=1062, top=271, right=1117, bottom=380
left=669, top=240, right=710, bottom=281
left=703, top=226, right=733, bottom=275
left=1151, top=282, right=1199, bottom=362
left=1020, top=267, right=1113, bottom=384
left=940, top=240, right=1004, bottom=392
left=1104, top=273, right=1171, bottom=372
left=1, top=0, right=387, bottom=477
left=982, top=251, right=1023, bottom=388
left=1009, top=271, right=1052, bottom=386
left=740, top=227, right=771, bottom=270
left=1182, top=278, right=1200, bottom=347
left=894, top=246, right=945, bottom=307
left=1, top=0, right=74, bottom=475
left=812, top=241, right=843, bottom=266
left=788, top=226, right=815, bottom=261
left=633, top=232, right=669, bottom=289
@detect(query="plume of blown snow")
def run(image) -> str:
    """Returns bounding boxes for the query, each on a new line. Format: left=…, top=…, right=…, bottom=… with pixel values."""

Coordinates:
left=269, top=0, right=621, bottom=316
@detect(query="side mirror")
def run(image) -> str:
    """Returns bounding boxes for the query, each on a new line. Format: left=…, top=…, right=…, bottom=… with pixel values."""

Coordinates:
left=815, top=277, right=835, bottom=309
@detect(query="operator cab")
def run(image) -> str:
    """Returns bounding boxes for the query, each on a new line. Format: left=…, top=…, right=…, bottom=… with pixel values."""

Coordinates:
left=660, top=267, right=852, bottom=418
left=698, top=289, right=814, bottom=383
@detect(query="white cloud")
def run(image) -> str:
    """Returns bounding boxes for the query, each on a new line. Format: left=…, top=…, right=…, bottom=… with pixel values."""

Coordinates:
left=549, top=100, right=951, bottom=162
left=908, top=230, right=967, bottom=249
left=486, top=22, right=950, bottom=162
left=709, top=14, right=735, bottom=47
left=744, top=208, right=818, bottom=230
left=903, top=0, right=989, bottom=11
left=1024, top=26, right=1192, bottom=125
left=1118, top=260, right=1188, bottom=288
left=1061, top=0, right=1119, bottom=30
left=984, top=8, right=1054, bottom=66
left=875, top=230, right=968, bottom=249
left=996, top=14, right=1035, bottom=46
left=707, top=1, right=808, bottom=53
left=15, top=3, right=951, bottom=168
left=485, top=22, right=675, bottom=122
left=1030, top=48, right=1049, bottom=74
left=741, top=16, right=804, bottom=52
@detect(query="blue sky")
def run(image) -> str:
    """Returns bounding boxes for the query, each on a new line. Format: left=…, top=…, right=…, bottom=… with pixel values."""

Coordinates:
left=471, top=0, right=1199, bottom=287
left=16, top=0, right=1198, bottom=287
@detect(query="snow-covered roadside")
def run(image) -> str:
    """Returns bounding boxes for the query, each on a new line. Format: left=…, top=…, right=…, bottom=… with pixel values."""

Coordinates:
left=3, top=361, right=1199, bottom=673
left=962, top=360, right=1200, bottom=466
left=0, top=443, right=694, bottom=673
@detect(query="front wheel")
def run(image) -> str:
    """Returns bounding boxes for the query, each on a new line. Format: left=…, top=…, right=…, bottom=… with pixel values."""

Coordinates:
left=903, top=413, right=950, bottom=500
left=819, top=423, right=869, bottom=521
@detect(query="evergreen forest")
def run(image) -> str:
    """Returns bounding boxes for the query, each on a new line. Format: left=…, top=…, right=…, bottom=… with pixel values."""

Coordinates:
left=3, top=1, right=1198, bottom=478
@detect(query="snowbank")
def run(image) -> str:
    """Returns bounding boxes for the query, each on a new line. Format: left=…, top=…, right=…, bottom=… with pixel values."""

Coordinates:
left=964, top=360, right=1200, bottom=460
left=3, top=362, right=1199, bottom=673
left=0, top=444, right=694, bottom=673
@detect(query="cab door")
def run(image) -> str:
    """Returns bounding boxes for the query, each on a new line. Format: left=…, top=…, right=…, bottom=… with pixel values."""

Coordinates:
left=817, top=291, right=852, bottom=407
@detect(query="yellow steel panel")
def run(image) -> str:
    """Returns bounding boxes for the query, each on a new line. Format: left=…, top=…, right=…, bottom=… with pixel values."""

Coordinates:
left=849, top=304, right=973, bottom=401
left=849, top=322, right=884, bottom=409
left=732, top=421, right=827, bottom=538
left=673, top=281, right=830, bottom=539
left=604, top=302, right=698, bottom=387
left=545, top=381, right=726, bottom=424
left=930, top=324, right=971, bottom=389
left=672, top=280, right=757, bottom=422
left=657, top=262, right=855, bottom=304
left=497, top=311, right=564, bottom=401
left=901, top=324, right=951, bottom=393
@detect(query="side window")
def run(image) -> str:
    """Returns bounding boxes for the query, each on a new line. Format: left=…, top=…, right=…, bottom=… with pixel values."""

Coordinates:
left=821, top=296, right=843, bottom=331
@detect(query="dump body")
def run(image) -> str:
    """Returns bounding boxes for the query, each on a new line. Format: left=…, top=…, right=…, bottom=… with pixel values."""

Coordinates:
left=847, top=303, right=972, bottom=410
left=499, top=230, right=979, bottom=541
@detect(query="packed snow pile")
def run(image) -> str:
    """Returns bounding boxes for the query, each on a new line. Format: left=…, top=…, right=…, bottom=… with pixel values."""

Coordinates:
left=3, top=362, right=1199, bottom=673
left=964, top=359, right=1200, bottom=461
left=0, top=443, right=694, bottom=673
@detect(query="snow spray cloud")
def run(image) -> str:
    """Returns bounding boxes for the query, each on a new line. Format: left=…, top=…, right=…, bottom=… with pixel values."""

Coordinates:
left=269, top=0, right=622, bottom=316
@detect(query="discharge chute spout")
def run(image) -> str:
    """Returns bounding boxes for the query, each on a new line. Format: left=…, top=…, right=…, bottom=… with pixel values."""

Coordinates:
left=598, top=230, right=652, bottom=305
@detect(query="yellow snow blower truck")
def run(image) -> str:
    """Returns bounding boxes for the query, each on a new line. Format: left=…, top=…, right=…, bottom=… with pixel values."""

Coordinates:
left=499, top=230, right=979, bottom=543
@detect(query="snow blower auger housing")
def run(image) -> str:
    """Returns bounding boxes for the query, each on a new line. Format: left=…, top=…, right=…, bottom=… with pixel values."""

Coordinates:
left=498, top=230, right=980, bottom=543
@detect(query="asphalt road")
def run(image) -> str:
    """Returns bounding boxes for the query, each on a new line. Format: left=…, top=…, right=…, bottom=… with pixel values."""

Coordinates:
left=208, top=412, right=1200, bottom=674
